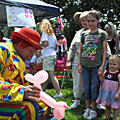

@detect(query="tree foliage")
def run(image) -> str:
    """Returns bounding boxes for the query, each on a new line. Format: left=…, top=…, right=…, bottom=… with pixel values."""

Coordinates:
left=42, top=0, right=120, bottom=47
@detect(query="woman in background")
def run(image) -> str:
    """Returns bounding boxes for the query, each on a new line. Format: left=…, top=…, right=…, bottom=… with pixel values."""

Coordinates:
left=104, top=23, right=119, bottom=54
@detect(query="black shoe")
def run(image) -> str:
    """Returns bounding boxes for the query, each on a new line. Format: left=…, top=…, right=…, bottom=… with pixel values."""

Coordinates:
left=105, top=118, right=113, bottom=120
left=110, top=117, right=113, bottom=120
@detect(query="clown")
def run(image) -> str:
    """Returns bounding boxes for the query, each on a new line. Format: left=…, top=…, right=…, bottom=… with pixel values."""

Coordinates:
left=0, top=27, right=49, bottom=120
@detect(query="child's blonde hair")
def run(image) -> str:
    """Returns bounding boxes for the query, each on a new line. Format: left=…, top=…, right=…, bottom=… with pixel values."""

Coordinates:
left=40, top=19, right=54, bottom=35
left=80, top=11, right=89, bottom=20
left=109, top=54, right=120, bottom=65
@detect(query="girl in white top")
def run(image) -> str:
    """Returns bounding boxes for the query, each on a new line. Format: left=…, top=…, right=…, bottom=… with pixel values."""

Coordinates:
left=40, top=19, right=62, bottom=98
left=41, top=32, right=57, bottom=57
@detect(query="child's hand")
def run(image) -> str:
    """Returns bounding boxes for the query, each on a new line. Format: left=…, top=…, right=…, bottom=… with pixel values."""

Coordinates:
left=99, top=75, right=104, bottom=82
left=114, top=93, right=119, bottom=100
left=78, top=65, right=82, bottom=74
left=98, top=66, right=104, bottom=76
left=98, top=66, right=104, bottom=82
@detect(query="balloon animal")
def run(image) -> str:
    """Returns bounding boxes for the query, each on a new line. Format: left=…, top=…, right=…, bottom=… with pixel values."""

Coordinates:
left=25, top=70, right=71, bottom=119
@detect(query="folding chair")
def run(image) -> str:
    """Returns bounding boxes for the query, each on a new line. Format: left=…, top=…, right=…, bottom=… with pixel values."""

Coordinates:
left=55, top=57, right=70, bottom=89
left=28, top=66, right=43, bottom=74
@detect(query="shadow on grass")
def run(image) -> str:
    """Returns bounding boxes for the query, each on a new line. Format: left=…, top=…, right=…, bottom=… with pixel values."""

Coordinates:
left=47, top=77, right=107, bottom=120
left=65, top=101, right=105, bottom=120
left=63, top=95, right=106, bottom=120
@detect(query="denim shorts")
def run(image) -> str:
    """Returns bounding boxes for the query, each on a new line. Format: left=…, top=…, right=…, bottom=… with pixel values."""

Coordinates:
left=82, top=66, right=100, bottom=102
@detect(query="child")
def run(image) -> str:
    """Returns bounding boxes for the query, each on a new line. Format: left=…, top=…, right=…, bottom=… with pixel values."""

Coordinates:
left=78, top=10, right=107, bottom=119
left=29, top=50, right=43, bottom=74
left=96, top=54, right=120, bottom=120
left=30, top=50, right=43, bottom=67
left=40, top=19, right=62, bottom=98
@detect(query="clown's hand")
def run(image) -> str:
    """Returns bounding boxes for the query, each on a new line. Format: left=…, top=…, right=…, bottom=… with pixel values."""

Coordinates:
left=24, top=85, right=41, bottom=101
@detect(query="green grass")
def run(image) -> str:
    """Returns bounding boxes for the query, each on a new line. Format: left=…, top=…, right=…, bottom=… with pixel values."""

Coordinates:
left=47, top=76, right=120, bottom=120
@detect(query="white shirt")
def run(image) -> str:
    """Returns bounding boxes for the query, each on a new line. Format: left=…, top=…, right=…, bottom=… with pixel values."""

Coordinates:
left=41, top=32, right=58, bottom=57
left=67, top=28, right=84, bottom=59
left=30, top=54, right=43, bottom=64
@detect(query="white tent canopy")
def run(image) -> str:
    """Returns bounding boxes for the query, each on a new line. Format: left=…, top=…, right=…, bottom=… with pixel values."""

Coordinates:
left=0, top=0, right=60, bottom=25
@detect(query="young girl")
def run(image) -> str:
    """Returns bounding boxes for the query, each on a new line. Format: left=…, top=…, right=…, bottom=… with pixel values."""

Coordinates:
left=40, top=19, right=62, bottom=98
left=96, top=54, right=120, bottom=120
left=78, top=10, right=107, bottom=119
left=29, top=50, right=43, bottom=74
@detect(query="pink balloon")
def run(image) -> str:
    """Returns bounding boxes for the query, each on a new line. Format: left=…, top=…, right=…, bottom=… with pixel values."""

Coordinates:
left=25, top=70, right=71, bottom=119
left=25, top=70, right=48, bottom=89
left=53, top=101, right=67, bottom=119
left=53, top=108, right=65, bottom=119
left=34, top=70, right=48, bottom=84
left=40, top=92, right=56, bottom=107
left=25, top=74, right=34, bottom=83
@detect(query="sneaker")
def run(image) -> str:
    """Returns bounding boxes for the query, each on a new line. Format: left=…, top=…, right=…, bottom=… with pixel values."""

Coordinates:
left=53, top=93, right=63, bottom=98
left=97, top=104, right=105, bottom=110
left=71, top=100, right=80, bottom=109
left=83, top=108, right=91, bottom=118
left=87, top=110, right=97, bottom=120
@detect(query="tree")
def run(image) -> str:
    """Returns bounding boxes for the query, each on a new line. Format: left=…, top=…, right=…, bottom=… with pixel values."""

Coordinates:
left=42, top=0, right=120, bottom=47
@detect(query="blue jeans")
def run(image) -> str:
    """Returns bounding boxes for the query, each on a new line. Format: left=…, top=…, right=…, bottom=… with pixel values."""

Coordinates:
left=82, top=66, right=100, bottom=102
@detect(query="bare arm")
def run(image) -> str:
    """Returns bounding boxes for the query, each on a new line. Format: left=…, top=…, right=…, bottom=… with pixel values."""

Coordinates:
left=114, top=74, right=120, bottom=100
left=40, top=41, right=48, bottom=47
left=66, top=58, right=72, bottom=69
left=99, top=70, right=106, bottom=82
left=66, top=37, right=76, bottom=69
left=98, top=39, right=107, bottom=76
left=114, top=34, right=120, bottom=54
left=78, top=43, right=83, bottom=74
left=55, top=45, right=58, bottom=50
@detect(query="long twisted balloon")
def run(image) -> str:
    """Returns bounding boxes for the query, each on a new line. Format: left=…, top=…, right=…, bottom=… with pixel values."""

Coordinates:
left=25, top=70, right=71, bottom=119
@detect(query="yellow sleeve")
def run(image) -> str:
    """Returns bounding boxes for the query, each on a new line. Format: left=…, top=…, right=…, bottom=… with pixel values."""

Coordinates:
left=0, top=81, right=25, bottom=103
left=0, top=45, right=25, bottom=103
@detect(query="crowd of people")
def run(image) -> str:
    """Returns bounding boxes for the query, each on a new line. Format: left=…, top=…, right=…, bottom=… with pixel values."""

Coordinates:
left=0, top=9, right=119, bottom=120
left=67, top=10, right=120, bottom=120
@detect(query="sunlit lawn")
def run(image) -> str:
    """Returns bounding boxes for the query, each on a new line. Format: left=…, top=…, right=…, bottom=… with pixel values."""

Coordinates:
left=47, top=74, right=120, bottom=120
